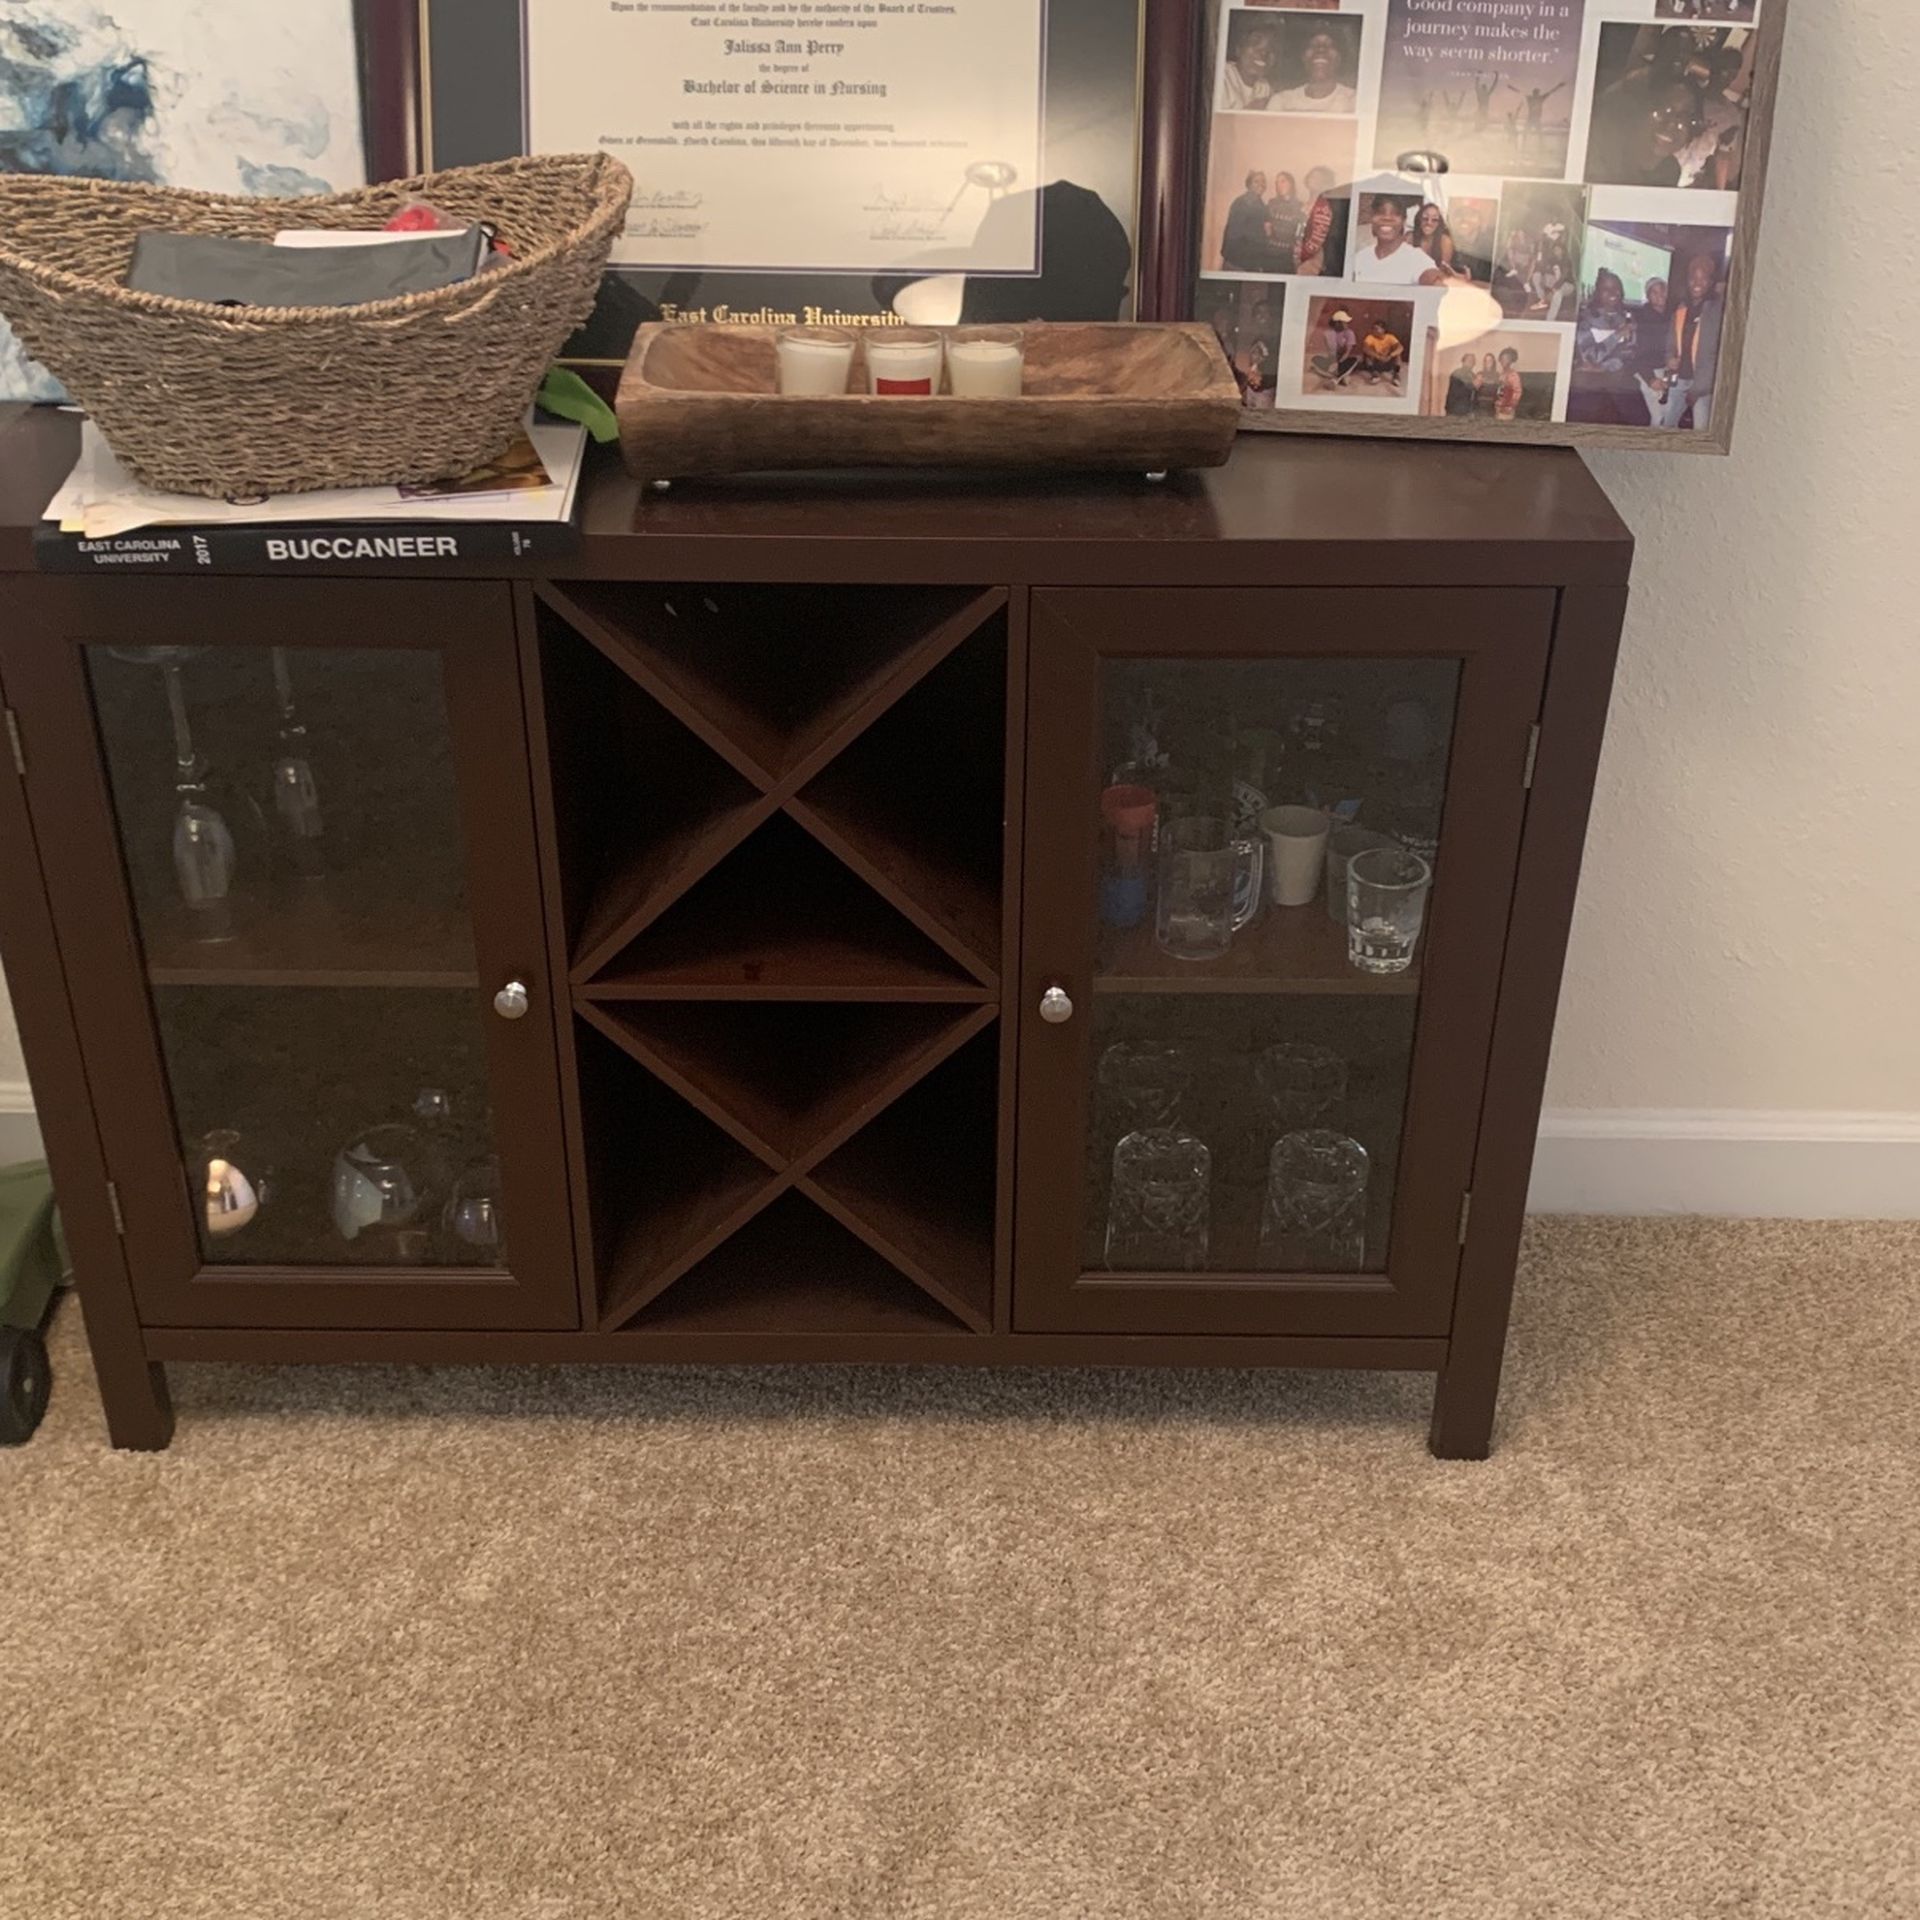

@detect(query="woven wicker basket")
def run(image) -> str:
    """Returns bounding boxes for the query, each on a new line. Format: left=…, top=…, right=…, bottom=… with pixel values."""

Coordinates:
left=0, top=153, right=633, bottom=498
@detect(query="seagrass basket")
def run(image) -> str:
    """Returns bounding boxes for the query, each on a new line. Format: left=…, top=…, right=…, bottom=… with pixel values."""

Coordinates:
left=0, top=153, right=633, bottom=498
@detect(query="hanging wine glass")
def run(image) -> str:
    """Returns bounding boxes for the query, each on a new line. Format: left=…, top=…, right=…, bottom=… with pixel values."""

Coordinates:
left=106, top=646, right=242, bottom=941
left=270, top=647, right=326, bottom=878
left=163, top=657, right=238, bottom=942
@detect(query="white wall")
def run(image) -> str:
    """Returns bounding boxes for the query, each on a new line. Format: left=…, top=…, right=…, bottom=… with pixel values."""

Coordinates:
left=0, top=963, right=36, bottom=1162
left=2, top=4, right=1911, bottom=1208
left=1535, top=0, right=1920, bottom=1215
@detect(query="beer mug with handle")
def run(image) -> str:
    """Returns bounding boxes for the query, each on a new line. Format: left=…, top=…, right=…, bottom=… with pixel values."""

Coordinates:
left=1154, top=815, right=1264, bottom=963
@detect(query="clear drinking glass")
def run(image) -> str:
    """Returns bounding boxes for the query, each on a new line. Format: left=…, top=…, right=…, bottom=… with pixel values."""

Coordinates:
left=1257, top=1130, right=1369, bottom=1272
left=1254, top=1043, right=1348, bottom=1132
left=1098, top=1040, right=1194, bottom=1137
left=1155, top=816, right=1264, bottom=963
left=1105, top=1128, right=1212, bottom=1271
left=1346, top=846, right=1433, bottom=975
left=1324, top=825, right=1400, bottom=924
left=443, top=1157, right=506, bottom=1260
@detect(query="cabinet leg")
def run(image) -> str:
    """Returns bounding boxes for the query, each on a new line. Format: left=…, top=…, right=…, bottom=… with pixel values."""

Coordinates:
left=100, top=1357, right=175, bottom=1452
left=104, top=1361, right=175, bottom=1452
left=76, top=1299, right=175, bottom=1450
left=1428, top=1353, right=1499, bottom=1460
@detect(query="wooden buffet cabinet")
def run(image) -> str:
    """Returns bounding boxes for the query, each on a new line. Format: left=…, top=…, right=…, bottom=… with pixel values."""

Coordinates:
left=0, top=407, right=1632, bottom=1455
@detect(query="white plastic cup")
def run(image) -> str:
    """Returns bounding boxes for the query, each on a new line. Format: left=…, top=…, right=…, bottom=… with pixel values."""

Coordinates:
left=1261, top=805, right=1331, bottom=908
left=865, top=328, right=944, bottom=396
left=776, top=326, right=856, bottom=396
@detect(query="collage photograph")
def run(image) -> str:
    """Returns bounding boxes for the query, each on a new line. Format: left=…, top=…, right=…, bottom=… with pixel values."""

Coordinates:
left=1424, top=327, right=1562, bottom=423
left=1566, top=219, right=1732, bottom=429
left=1492, top=181, right=1590, bottom=323
left=1218, top=10, right=1366, bottom=115
left=1190, top=0, right=1768, bottom=438
left=1302, top=295, right=1414, bottom=399
left=1373, top=0, right=1586, bottom=179
left=1584, top=23, right=1756, bottom=191
left=1205, top=113, right=1357, bottom=277
left=1203, top=280, right=1289, bottom=410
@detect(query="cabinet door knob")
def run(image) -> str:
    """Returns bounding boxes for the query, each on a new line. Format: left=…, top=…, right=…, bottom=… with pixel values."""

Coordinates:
left=1039, top=985, right=1075, bottom=1026
left=493, top=980, right=531, bottom=1021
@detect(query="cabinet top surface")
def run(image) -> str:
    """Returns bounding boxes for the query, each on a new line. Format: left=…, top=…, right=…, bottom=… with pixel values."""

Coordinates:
left=0, top=404, right=1631, bottom=588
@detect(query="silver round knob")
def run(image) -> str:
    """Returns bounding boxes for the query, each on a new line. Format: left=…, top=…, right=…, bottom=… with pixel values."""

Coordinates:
left=1039, top=985, right=1075, bottom=1026
left=493, top=980, right=531, bottom=1021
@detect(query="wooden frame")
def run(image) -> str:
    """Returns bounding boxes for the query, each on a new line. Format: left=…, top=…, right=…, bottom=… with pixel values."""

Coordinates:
left=1180, top=0, right=1789, bottom=453
left=404, top=1, right=1182, bottom=318
left=355, top=0, right=425, bottom=183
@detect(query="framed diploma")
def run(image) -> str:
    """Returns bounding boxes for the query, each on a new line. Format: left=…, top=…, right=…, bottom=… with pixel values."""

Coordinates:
left=1183, top=0, right=1789, bottom=452
left=418, top=0, right=1160, bottom=358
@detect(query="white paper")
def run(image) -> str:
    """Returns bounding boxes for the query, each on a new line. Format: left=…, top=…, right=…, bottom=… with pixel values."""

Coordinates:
left=47, top=420, right=587, bottom=540
left=525, top=0, right=1047, bottom=276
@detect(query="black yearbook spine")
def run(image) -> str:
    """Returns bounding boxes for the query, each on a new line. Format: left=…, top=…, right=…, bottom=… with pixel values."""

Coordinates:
left=33, top=519, right=580, bottom=575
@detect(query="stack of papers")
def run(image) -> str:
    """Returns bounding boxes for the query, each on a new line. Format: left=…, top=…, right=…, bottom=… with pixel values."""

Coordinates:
left=46, top=416, right=588, bottom=541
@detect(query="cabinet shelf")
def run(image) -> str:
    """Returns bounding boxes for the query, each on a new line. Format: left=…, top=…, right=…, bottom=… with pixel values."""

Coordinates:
left=623, top=1194, right=973, bottom=1336
left=1096, top=904, right=1420, bottom=997
left=538, top=580, right=1006, bottom=786
left=581, top=815, right=990, bottom=1002
left=141, top=890, right=477, bottom=990
left=784, top=623, right=1009, bottom=979
left=802, top=1029, right=999, bottom=1332
left=578, top=999, right=995, bottom=1168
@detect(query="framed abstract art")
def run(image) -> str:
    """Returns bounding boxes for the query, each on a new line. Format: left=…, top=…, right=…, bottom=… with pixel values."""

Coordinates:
left=0, top=0, right=413, bottom=401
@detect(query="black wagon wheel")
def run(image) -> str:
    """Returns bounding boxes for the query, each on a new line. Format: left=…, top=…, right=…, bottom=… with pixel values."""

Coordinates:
left=0, top=1326, right=52, bottom=1444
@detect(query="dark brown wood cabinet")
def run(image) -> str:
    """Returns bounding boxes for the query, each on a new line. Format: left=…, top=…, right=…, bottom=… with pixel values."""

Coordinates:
left=0, top=408, right=1632, bottom=1456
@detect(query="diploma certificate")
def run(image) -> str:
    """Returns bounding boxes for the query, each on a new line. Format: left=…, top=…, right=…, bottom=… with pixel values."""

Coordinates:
left=525, top=0, right=1049, bottom=276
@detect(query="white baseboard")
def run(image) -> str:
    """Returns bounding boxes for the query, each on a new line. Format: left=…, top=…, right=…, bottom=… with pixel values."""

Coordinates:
left=1529, top=1109, right=1920, bottom=1220
left=0, top=1081, right=42, bottom=1166
left=5, top=1082, right=1913, bottom=1219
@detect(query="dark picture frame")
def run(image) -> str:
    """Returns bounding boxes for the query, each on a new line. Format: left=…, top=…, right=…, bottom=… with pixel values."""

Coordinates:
left=408, top=0, right=1170, bottom=362
left=354, top=0, right=426, bottom=183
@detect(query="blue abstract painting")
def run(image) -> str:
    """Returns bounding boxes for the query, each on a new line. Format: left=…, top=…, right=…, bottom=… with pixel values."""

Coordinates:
left=0, top=3, right=367, bottom=398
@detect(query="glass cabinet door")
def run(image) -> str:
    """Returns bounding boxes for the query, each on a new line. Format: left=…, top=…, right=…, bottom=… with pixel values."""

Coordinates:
left=1017, top=589, right=1551, bottom=1338
left=4, top=581, right=576, bottom=1331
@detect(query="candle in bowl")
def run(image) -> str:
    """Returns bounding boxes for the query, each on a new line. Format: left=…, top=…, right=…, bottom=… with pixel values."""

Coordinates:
left=946, top=325, right=1025, bottom=398
left=775, top=326, right=857, bottom=396
left=864, top=327, right=944, bottom=396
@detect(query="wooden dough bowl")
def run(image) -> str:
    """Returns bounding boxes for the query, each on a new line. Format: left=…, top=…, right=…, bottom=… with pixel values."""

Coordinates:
left=616, top=322, right=1241, bottom=483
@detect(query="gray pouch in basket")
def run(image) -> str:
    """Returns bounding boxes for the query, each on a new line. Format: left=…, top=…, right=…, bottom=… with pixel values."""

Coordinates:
left=126, top=228, right=491, bottom=307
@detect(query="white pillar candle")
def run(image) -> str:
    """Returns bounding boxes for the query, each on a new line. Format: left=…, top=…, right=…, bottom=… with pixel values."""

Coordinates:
left=865, top=329, right=944, bottom=396
left=947, top=330, right=1025, bottom=398
left=775, top=327, right=856, bottom=396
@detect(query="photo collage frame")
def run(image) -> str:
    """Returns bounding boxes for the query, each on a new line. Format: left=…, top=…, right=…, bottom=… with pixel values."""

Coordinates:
left=1191, top=0, right=1784, bottom=451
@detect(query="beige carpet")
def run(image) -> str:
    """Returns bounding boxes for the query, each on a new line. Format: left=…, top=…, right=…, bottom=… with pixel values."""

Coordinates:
left=5, top=1218, right=1918, bottom=1919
